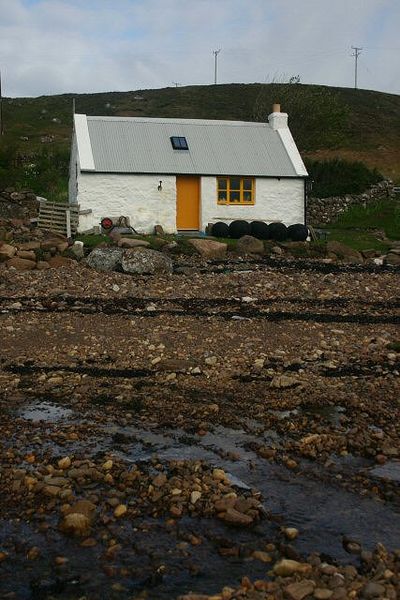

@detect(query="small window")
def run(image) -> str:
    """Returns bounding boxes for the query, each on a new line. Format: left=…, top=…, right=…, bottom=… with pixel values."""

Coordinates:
left=170, top=136, right=188, bottom=150
left=217, top=177, right=255, bottom=205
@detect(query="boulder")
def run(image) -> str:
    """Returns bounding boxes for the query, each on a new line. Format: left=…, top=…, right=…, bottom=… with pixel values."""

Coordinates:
left=326, top=241, right=363, bottom=264
left=47, top=256, right=75, bottom=268
left=117, top=238, right=150, bottom=249
left=385, top=252, right=400, bottom=266
left=36, top=261, right=51, bottom=270
left=0, top=243, right=16, bottom=262
left=188, top=239, right=227, bottom=259
left=121, top=247, right=173, bottom=274
left=86, top=247, right=124, bottom=272
left=70, top=241, right=84, bottom=259
left=17, top=250, right=36, bottom=261
left=236, top=235, right=264, bottom=255
left=7, top=257, right=36, bottom=270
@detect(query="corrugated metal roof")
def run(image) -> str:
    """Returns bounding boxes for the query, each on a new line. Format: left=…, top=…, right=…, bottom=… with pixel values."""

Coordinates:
left=83, top=115, right=300, bottom=177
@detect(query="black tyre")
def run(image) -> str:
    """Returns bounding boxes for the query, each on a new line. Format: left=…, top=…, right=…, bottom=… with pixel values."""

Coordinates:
left=287, top=223, right=309, bottom=241
left=250, top=221, right=270, bottom=240
left=268, top=222, right=288, bottom=241
left=228, top=220, right=251, bottom=239
left=211, top=221, right=229, bottom=238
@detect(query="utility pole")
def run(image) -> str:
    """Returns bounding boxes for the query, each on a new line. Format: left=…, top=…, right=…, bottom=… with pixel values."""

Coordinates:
left=213, top=49, right=221, bottom=85
left=0, top=70, right=4, bottom=136
left=351, top=46, right=362, bottom=89
left=172, top=82, right=180, bottom=88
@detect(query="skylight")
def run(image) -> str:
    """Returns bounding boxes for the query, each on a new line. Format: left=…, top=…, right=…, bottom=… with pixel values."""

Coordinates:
left=170, top=136, right=189, bottom=150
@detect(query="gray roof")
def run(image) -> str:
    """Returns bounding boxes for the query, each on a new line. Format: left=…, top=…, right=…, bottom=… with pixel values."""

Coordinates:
left=82, top=115, right=301, bottom=177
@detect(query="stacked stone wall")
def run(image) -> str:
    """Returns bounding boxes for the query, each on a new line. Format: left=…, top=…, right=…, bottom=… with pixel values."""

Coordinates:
left=306, top=180, right=395, bottom=226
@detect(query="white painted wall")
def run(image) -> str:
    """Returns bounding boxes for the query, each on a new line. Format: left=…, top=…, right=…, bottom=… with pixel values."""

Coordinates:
left=75, top=171, right=305, bottom=233
left=200, top=176, right=305, bottom=230
left=76, top=172, right=177, bottom=233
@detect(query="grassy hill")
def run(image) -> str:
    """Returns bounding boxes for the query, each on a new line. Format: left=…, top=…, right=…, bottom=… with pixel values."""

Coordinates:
left=1, top=83, right=400, bottom=198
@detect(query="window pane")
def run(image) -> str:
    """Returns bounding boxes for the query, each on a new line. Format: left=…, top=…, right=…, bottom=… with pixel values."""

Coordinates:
left=230, top=191, right=240, bottom=202
left=218, top=178, right=227, bottom=190
left=243, top=178, right=252, bottom=190
left=218, top=191, right=227, bottom=201
left=243, top=191, right=252, bottom=202
left=230, top=177, right=240, bottom=190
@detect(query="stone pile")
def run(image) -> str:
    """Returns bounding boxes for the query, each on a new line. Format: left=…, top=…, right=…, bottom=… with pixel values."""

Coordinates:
left=0, top=188, right=40, bottom=220
left=0, top=233, right=76, bottom=271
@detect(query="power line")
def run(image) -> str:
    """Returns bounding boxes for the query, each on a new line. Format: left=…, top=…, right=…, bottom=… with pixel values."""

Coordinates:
left=351, top=46, right=362, bottom=89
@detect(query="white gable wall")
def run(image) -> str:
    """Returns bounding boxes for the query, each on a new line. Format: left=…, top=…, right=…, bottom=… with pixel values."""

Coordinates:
left=75, top=172, right=305, bottom=233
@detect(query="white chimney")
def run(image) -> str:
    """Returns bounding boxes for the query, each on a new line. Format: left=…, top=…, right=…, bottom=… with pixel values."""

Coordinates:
left=268, top=103, right=288, bottom=130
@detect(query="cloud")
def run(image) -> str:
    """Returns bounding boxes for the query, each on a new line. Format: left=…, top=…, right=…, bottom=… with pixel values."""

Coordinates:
left=0, top=0, right=398, bottom=97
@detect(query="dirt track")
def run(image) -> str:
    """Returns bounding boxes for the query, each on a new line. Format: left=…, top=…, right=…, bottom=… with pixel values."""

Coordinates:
left=0, top=258, right=399, bottom=599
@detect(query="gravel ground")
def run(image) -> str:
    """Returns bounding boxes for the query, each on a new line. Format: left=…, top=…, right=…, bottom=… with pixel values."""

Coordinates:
left=0, top=257, right=399, bottom=599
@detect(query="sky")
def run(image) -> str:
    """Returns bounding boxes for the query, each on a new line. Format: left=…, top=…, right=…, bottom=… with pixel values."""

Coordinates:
left=0, top=0, right=399, bottom=97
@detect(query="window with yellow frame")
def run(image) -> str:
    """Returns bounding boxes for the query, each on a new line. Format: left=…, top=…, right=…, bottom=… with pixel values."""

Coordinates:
left=217, top=177, right=255, bottom=205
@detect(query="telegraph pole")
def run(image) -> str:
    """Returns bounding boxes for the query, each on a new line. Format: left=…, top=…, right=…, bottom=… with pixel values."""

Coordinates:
left=0, top=70, right=4, bottom=136
left=213, top=49, right=221, bottom=85
left=351, top=46, right=362, bottom=89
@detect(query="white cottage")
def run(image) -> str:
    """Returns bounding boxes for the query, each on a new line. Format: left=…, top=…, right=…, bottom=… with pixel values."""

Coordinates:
left=69, top=104, right=308, bottom=234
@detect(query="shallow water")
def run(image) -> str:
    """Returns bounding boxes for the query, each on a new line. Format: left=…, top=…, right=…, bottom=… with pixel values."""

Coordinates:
left=18, top=400, right=73, bottom=422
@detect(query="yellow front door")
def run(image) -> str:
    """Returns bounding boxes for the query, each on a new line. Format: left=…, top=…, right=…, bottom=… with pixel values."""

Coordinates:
left=176, top=176, right=200, bottom=230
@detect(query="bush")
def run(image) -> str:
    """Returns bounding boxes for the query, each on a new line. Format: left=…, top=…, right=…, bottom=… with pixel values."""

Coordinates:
left=305, top=158, right=383, bottom=198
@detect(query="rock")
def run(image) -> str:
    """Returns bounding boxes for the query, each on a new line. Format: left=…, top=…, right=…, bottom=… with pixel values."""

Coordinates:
left=117, top=238, right=150, bottom=249
left=58, top=457, right=71, bottom=470
left=59, top=500, right=96, bottom=537
left=153, top=473, right=167, bottom=487
left=102, top=460, right=113, bottom=471
left=114, top=504, right=127, bottom=518
left=7, top=257, right=36, bottom=270
left=0, top=243, right=16, bottom=261
left=36, top=261, right=50, bottom=270
left=188, top=239, right=227, bottom=259
left=236, top=235, right=264, bottom=255
left=205, top=356, right=218, bottom=366
left=273, top=559, right=312, bottom=576
left=252, top=550, right=272, bottom=563
left=361, top=582, right=386, bottom=598
left=16, top=250, right=36, bottom=261
left=219, top=507, right=253, bottom=526
left=190, top=491, right=202, bottom=504
left=285, top=580, right=315, bottom=600
left=326, top=241, right=363, bottom=264
left=212, top=468, right=228, bottom=482
left=86, top=247, right=124, bottom=272
left=385, top=252, right=400, bottom=266
left=284, top=527, right=299, bottom=540
left=70, top=241, right=84, bottom=259
left=154, top=225, right=164, bottom=235
left=272, top=245, right=283, bottom=255
left=271, top=375, right=301, bottom=389
left=314, top=590, right=333, bottom=599
left=47, top=256, right=75, bottom=268
left=121, top=247, right=173, bottom=274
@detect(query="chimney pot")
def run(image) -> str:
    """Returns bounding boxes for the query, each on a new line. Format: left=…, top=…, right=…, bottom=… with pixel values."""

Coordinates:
left=272, top=103, right=281, bottom=113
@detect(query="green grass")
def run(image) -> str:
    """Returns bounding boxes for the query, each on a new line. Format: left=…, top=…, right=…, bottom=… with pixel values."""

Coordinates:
left=320, top=198, right=400, bottom=251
